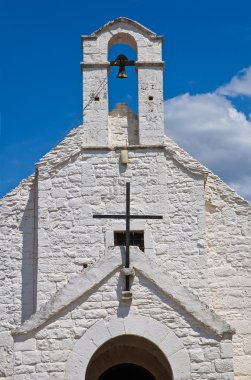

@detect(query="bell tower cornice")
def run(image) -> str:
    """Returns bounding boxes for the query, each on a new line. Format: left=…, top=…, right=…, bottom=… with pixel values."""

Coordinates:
left=82, top=17, right=164, bottom=40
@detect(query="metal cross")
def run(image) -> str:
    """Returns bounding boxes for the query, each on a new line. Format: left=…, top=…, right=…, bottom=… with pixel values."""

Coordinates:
left=93, top=182, right=163, bottom=291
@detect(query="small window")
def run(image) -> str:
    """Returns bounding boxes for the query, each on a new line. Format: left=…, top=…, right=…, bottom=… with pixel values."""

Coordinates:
left=114, top=231, right=144, bottom=252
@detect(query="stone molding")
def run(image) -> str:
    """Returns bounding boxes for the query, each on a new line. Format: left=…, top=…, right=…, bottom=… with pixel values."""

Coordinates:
left=65, top=315, right=191, bottom=380
left=80, top=62, right=110, bottom=69
left=13, top=248, right=122, bottom=335
left=131, top=251, right=234, bottom=337
left=135, top=61, right=165, bottom=68
left=37, top=138, right=208, bottom=178
left=13, top=247, right=233, bottom=337
left=88, top=17, right=159, bottom=38
left=33, top=120, right=250, bottom=207
left=105, top=220, right=155, bottom=258
left=81, top=35, right=98, bottom=41
left=80, top=62, right=165, bottom=69
left=0, top=174, right=35, bottom=203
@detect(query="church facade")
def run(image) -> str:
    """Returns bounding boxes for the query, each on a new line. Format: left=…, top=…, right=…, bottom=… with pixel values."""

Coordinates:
left=0, top=18, right=251, bottom=380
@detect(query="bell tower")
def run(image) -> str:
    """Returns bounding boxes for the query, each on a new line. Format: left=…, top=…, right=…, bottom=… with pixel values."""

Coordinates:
left=81, top=18, right=165, bottom=146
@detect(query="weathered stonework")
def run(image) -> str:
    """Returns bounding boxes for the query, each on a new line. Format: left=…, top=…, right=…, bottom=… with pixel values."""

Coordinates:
left=108, top=103, right=139, bottom=146
left=0, top=17, right=250, bottom=380
left=82, top=17, right=164, bottom=146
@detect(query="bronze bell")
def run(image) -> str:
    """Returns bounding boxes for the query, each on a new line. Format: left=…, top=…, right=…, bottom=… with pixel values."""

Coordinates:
left=117, top=65, right=128, bottom=79
left=116, top=54, right=128, bottom=79
left=110, top=54, right=134, bottom=79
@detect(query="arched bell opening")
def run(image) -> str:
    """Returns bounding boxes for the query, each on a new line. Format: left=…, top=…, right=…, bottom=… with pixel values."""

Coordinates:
left=108, top=43, right=138, bottom=112
left=85, top=335, right=173, bottom=380
left=107, top=33, right=139, bottom=146
left=108, top=32, right=138, bottom=52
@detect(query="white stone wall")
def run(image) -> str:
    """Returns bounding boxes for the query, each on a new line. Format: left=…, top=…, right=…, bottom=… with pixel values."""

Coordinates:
left=82, top=66, right=109, bottom=146
left=0, top=176, right=36, bottom=377
left=108, top=103, right=139, bottom=146
left=1, top=17, right=250, bottom=380
left=1, top=139, right=246, bottom=379
left=36, top=147, right=207, bottom=307
left=13, top=273, right=233, bottom=380
left=82, top=19, right=162, bottom=63
left=138, top=66, right=164, bottom=145
left=82, top=18, right=164, bottom=146
left=205, top=175, right=251, bottom=380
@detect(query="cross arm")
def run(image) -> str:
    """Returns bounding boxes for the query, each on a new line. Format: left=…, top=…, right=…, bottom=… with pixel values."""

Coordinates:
left=130, top=215, right=163, bottom=219
left=93, top=215, right=163, bottom=219
left=93, top=215, right=126, bottom=219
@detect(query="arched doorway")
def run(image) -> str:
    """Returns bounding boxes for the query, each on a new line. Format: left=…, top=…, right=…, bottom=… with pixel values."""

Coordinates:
left=85, top=335, right=173, bottom=380
left=65, top=315, right=191, bottom=380
left=99, top=363, right=155, bottom=380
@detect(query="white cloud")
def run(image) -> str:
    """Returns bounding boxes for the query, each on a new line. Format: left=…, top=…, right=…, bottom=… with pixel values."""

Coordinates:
left=230, top=175, right=251, bottom=201
left=217, top=66, right=251, bottom=97
left=164, top=91, right=251, bottom=202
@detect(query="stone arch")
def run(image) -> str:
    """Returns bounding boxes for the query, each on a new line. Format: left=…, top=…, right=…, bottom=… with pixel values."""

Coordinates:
left=65, top=315, right=191, bottom=380
left=85, top=335, right=173, bottom=380
left=108, top=32, right=138, bottom=55
left=107, top=31, right=139, bottom=144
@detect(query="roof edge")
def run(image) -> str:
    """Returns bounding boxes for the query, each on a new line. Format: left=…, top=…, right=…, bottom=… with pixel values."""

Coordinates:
left=132, top=252, right=235, bottom=337
left=13, top=247, right=234, bottom=338
left=12, top=248, right=122, bottom=335
left=88, top=17, right=158, bottom=38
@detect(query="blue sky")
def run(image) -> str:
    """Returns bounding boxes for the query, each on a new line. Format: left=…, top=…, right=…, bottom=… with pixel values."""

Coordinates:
left=1, top=0, right=251, bottom=200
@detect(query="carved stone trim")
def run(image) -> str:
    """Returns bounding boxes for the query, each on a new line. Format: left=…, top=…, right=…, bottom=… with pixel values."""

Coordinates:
left=90, top=17, right=158, bottom=38
left=65, top=315, right=191, bottom=380
left=81, top=62, right=110, bottom=69
left=13, top=247, right=234, bottom=337
left=136, top=61, right=165, bottom=68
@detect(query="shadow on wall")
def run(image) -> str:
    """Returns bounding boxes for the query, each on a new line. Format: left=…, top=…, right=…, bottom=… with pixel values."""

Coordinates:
left=19, top=175, right=38, bottom=322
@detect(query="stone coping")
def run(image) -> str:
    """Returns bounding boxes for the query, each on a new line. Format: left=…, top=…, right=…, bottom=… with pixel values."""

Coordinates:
left=80, top=61, right=165, bottom=69
left=13, top=248, right=234, bottom=337
left=66, top=315, right=190, bottom=380
left=83, top=17, right=163, bottom=40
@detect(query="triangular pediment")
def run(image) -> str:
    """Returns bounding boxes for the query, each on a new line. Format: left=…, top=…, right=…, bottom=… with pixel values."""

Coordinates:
left=85, top=17, right=159, bottom=39
left=13, top=247, right=234, bottom=337
left=34, top=124, right=249, bottom=207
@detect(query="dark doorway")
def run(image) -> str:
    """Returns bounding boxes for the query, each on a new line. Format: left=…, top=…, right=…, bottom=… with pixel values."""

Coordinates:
left=98, top=363, right=156, bottom=380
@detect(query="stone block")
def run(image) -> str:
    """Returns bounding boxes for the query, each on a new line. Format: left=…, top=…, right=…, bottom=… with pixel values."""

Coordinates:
left=220, top=374, right=234, bottom=380
left=15, top=339, right=36, bottom=352
left=22, top=351, right=41, bottom=365
left=234, top=356, right=251, bottom=376
left=231, top=321, right=251, bottom=335
left=31, top=374, right=49, bottom=380
left=107, top=318, right=125, bottom=337
left=189, top=348, right=204, bottom=362
left=0, top=332, right=13, bottom=347
left=13, top=349, right=22, bottom=366
left=15, top=365, right=36, bottom=374
left=35, top=363, right=65, bottom=373
left=85, top=320, right=111, bottom=347
left=204, top=346, right=220, bottom=360
left=168, top=349, right=190, bottom=379
left=51, top=189, right=67, bottom=198
left=192, top=361, right=212, bottom=373
left=215, top=359, right=233, bottom=373
left=243, top=335, right=251, bottom=354
left=221, top=342, right=233, bottom=358
left=85, top=309, right=107, bottom=320
left=49, top=373, right=65, bottom=380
